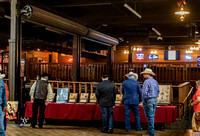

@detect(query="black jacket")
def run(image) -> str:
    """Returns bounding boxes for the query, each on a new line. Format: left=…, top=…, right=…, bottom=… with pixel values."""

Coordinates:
left=95, top=80, right=116, bottom=107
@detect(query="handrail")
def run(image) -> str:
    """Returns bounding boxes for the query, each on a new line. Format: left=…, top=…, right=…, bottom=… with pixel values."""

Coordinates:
left=182, top=87, right=193, bottom=104
left=172, top=82, right=190, bottom=88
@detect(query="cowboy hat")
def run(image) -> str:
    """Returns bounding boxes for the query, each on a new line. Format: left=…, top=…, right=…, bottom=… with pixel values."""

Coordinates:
left=101, top=72, right=109, bottom=78
left=40, top=72, right=50, bottom=77
left=125, top=72, right=138, bottom=81
left=140, top=68, right=156, bottom=76
left=0, top=73, right=5, bottom=79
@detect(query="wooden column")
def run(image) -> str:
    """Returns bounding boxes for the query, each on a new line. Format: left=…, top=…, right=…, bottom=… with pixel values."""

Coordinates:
left=72, top=35, right=81, bottom=81
left=8, top=0, right=19, bottom=101
left=107, top=46, right=113, bottom=81
left=128, top=45, right=132, bottom=63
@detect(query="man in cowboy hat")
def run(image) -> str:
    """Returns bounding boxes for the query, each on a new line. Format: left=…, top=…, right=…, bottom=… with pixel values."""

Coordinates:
left=121, top=72, right=142, bottom=133
left=29, top=72, right=53, bottom=128
left=95, top=72, right=116, bottom=133
left=140, top=68, right=160, bottom=136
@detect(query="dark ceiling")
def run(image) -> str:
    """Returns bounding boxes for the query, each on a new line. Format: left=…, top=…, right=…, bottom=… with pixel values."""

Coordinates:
left=1, top=0, right=200, bottom=52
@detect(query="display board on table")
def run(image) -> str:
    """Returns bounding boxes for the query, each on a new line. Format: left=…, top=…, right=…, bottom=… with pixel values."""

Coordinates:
left=68, top=93, right=78, bottom=103
left=56, top=88, right=69, bottom=103
left=89, top=93, right=97, bottom=103
left=79, top=93, right=89, bottom=103
left=115, top=94, right=123, bottom=104
left=6, top=101, right=18, bottom=120
left=157, top=85, right=171, bottom=105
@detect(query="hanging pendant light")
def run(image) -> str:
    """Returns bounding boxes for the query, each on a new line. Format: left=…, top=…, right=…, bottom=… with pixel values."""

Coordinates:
left=175, top=2, right=189, bottom=21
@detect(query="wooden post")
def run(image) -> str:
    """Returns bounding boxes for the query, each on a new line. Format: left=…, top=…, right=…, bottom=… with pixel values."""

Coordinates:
left=9, top=0, right=22, bottom=101
left=128, top=45, right=132, bottom=63
left=107, top=46, right=113, bottom=81
left=72, top=35, right=81, bottom=81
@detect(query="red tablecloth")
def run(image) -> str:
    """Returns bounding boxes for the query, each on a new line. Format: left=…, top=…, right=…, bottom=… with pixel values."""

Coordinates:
left=24, top=102, right=177, bottom=123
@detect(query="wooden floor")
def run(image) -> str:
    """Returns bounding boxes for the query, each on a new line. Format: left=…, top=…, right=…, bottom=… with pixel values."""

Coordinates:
left=5, top=123, right=200, bottom=136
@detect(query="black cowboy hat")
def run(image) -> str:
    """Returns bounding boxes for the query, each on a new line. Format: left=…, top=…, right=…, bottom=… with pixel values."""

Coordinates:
left=40, top=72, right=50, bottom=78
left=101, top=72, right=109, bottom=78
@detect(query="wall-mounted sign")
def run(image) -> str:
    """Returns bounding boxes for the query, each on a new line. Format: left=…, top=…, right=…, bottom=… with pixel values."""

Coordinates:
left=185, top=55, right=192, bottom=60
left=136, top=53, right=144, bottom=60
left=197, top=56, right=200, bottom=62
left=148, top=55, right=158, bottom=59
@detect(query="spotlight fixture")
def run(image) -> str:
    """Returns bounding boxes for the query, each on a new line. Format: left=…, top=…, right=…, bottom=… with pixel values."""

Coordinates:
left=195, top=40, right=200, bottom=45
left=151, top=51, right=157, bottom=54
left=124, top=3, right=142, bottom=19
left=133, top=47, right=142, bottom=51
left=175, top=4, right=189, bottom=21
left=185, top=50, right=193, bottom=54
left=124, top=50, right=129, bottom=54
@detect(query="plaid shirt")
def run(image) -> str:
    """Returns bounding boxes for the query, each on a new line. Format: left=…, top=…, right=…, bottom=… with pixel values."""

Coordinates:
left=142, top=77, right=159, bottom=100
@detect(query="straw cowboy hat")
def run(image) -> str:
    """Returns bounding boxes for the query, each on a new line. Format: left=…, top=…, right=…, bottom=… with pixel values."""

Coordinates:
left=140, top=68, right=156, bottom=76
left=125, top=72, right=138, bottom=81
left=0, top=68, right=5, bottom=79
left=0, top=73, right=5, bottom=79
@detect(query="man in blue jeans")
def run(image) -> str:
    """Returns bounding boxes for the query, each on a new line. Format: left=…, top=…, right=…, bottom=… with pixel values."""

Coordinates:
left=0, top=78, right=7, bottom=136
left=122, top=72, right=142, bottom=133
left=95, top=72, right=116, bottom=133
left=140, top=68, right=160, bottom=136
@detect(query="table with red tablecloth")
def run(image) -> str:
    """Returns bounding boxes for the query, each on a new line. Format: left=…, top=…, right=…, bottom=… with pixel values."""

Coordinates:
left=24, top=102, right=177, bottom=123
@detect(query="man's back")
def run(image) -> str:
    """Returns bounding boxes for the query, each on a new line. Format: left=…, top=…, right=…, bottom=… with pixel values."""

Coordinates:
left=95, top=80, right=116, bottom=107
left=142, top=77, right=159, bottom=99
left=34, top=80, right=48, bottom=100
left=122, top=78, right=142, bottom=105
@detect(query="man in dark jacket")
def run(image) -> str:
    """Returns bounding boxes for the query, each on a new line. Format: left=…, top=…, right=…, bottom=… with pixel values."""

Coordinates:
left=29, top=73, right=53, bottom=128
left=122, top=72, right=142, bottom=132
left=95, top=72, right=116, bottom=133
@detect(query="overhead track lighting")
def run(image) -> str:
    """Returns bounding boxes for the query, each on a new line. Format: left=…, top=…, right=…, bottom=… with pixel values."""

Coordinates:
left=152, top=28, right=161, bottom=36
left=124, top=3, right=142, bottom=19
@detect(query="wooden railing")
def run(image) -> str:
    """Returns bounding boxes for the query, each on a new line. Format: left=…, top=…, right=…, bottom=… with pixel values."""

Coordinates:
left=30, top=80, right=122, bottom=96
left=27, top=62, right=200, bottom=83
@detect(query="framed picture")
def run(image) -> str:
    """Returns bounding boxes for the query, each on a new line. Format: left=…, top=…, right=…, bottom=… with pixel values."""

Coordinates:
left=6, top=101, right=18, bottom=120
left=115, top=94, right=123, bottom=104
left=68, top=93, right=78, bottom=103
left=89, top=93, right=97, bottom=103
left=79, top=93, right=89, bottom=103
left=56, top=88, right=69, bottom=103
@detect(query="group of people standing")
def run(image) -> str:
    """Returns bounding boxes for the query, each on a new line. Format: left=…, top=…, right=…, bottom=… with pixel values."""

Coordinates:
left=95, top=68, right=160, bottom=136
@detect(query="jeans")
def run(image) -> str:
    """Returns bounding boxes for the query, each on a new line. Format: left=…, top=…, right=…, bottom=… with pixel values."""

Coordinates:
left=143, top=98, right=157, bottom=136
left=100, top=106, right=113, bottom=130
left=0, top=107, right=5, bottom=136
left=124, top=104, right=141, bottom=131
left=31, top=99, right=46, bottom=128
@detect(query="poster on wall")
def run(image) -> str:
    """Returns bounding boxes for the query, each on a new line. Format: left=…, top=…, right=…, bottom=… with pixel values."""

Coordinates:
left=56, top=88, right=69, bottom=103
left=6, top=101, right=18, bottom=120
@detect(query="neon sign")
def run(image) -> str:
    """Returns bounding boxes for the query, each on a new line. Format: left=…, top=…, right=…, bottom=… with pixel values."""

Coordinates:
left=197, top=56, right=200, bottom=62
left=185, top=55, right=192, bottom=60
left=136, top=53, right=144, bottom=60
left=148, top=55, right=158, bottom=59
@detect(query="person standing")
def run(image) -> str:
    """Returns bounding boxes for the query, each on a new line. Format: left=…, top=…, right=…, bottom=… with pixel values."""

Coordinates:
left=121, top=72, right=142, bottom=132
left=95, top=72, right=116, bottom=133
left=29, top=73, right=53, bottom=128
left=191, top=80, right=200, bottom=131
left=0, top=78, right=7, bottom=136
left=140, top=68, right=160, bottom=136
